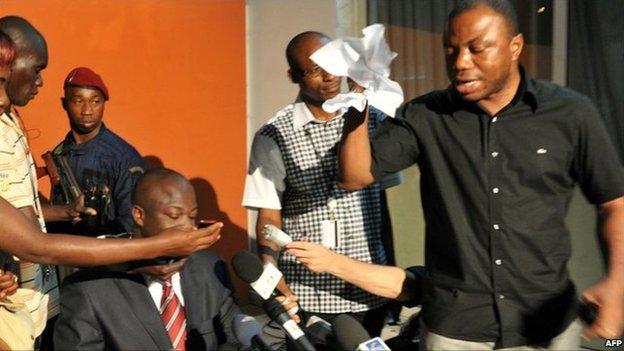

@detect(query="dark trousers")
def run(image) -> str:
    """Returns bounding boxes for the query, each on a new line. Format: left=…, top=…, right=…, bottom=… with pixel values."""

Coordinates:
left=300, top=305, right=388, bottom=337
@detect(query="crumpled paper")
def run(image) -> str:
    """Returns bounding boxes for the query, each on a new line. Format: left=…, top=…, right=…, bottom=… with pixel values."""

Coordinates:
left=310, top=23, right=404, bottom=117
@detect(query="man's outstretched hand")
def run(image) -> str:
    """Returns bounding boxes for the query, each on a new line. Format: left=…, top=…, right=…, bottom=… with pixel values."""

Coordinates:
left=155, top=222, right=223, bottom=257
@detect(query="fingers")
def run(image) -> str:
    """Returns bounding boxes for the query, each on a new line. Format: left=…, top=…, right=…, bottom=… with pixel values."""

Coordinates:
left=581, top=291, right=599, bottom=305
left=1, top=282, right=17, bottom=298
left=285, top=241, right=315, bottom=250
left=276, top=295, right=300, bottom=322
left=192, top=222, right=223, bottom=250
left=285, top=248, right=307, bottom=258
left=580, top=295, right=623, bottom=340
left=160, top=271, right=176, bottom=281
left=583, top=323, right=618, bottom=340
left=82, top=207, right=97, bottom=216
left=0, top=272, right=18, bottom=299
left=73, top=194, right=97, bottom=216
left=275, top=295, right=297, bottom=310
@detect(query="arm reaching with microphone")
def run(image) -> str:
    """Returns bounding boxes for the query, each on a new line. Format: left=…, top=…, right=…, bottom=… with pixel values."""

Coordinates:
left=0, top=196, right=222, bottom=266
left=286, top=241, right=416, bottom=301
left=256, top=208, right=298, bottom=302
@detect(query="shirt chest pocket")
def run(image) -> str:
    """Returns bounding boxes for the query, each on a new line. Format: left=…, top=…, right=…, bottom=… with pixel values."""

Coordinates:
left=531, top=143, right=574, bottom=186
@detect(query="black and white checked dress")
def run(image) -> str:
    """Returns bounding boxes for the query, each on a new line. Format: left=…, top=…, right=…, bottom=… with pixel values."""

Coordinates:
left=258, top=104, right=388, bottom=313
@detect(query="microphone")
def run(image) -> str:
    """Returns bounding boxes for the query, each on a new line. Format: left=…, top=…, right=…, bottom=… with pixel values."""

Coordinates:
left=262, top=224, right=293, bottom=247
left=232, top=251, right=282, bottom=300
left=333, top=314, right=391, bottom=351
left=262, top=298, right=315, bottom=351
left=232, top=314, right=274, bottom=351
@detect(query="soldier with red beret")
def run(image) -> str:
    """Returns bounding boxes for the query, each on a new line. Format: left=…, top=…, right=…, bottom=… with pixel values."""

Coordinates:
left=47, top=67, right=145, bottom=237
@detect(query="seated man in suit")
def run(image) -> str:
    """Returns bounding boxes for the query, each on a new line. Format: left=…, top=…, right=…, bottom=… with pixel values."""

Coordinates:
left=54, top=168, right=241, bottom=350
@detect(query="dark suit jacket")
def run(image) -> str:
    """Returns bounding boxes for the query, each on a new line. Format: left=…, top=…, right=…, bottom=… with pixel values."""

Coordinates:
left=54, top=252, right=241, bottom=350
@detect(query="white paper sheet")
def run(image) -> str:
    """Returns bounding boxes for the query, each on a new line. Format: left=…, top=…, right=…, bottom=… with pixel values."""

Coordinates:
left=310, top=24, right=404, bottom=117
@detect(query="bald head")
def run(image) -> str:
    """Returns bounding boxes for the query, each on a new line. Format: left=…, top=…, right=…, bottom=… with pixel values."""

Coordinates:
left=132, top=168, right=190, bottom=209
left=131, top=168, right=198, bottom=237
left=0, top=16, right=48, bottom=108
left=0, top=16, right=46, bottom=53
left=286, top=31, right=330, bottom=74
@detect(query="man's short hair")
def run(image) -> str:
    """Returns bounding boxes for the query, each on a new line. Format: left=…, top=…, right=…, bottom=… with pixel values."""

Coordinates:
left=285, top=31, right=330, bottom=74
left=0, top=31, right=15, bottom=68
left=448, top=0, right=519, bottom=36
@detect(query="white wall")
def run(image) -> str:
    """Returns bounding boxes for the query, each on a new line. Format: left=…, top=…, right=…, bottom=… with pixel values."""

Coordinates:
left=246, top=0, right=340, bottom=244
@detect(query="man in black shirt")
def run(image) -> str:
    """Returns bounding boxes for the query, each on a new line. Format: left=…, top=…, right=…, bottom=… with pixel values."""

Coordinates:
left=334, top=0, right=624, bottom=348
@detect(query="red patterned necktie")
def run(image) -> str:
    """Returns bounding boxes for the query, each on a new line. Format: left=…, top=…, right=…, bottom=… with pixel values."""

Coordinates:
left=160, top=279, right=187, bottom=351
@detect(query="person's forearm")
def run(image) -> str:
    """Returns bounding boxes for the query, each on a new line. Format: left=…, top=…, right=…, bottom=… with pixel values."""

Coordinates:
left=256, top=209, right=293, bottom=295
left=600, top=198, right=624, bottom=285
left=256, top=210, right=282, bottom=265
left=41, top=203, right=71, bottom=222
left=2, top=198, right=162, bottom=266
left=35, top=234, right=166, bottom=266
left=338, top=107, right=376, bottom=191
left=328, top=255, right=406, bottom=299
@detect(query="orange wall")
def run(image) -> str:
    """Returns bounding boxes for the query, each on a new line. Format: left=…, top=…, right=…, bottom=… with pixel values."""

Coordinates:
left=3, top=0, right=248, bottom=293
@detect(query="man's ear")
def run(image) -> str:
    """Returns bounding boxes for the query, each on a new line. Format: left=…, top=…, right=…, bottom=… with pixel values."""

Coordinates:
left=61, top=97, right=68, bottom=111
left=288, top=68, right=300, bottom=84
left=132, top=205, right=145, bottom=228
left=510, top=33, right=524, bottom=62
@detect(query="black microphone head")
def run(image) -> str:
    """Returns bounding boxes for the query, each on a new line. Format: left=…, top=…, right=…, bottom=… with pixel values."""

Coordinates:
left=262, top=298, right=287, bottom=320
left=232, top=251, right=264, bottom=283
left=333, top=314, right=370, bottom=351
left=232, top=314, right=263, bottom=347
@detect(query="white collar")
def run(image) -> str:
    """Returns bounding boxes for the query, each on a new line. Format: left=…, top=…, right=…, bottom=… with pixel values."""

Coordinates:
left=292, top=102, right=343, bottom=131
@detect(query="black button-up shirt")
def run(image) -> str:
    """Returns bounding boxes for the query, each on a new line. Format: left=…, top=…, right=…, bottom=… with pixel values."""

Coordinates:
left=48, top=124, right=145, bottom=236
left=370, top=69, right=624, bottom=347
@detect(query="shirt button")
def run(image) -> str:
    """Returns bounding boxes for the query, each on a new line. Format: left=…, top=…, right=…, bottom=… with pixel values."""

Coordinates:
left=491, top=151, right=499, bottom=158
left=492, top=117, right=498, bottom=123
left=493, top=224, right=500, bottom=230
left=492, top=187, right=499, bottom=194
left=499, top=294, right=505, bottom=299
left=495, top=259, right=503, bottom=265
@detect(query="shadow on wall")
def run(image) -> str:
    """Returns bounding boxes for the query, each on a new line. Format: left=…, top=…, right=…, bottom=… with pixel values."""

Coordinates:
left=143, top=155, right=249, bottom=303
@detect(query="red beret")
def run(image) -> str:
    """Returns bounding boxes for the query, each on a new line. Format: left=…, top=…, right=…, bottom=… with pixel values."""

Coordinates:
left=63, top=67, right=109, bottom=100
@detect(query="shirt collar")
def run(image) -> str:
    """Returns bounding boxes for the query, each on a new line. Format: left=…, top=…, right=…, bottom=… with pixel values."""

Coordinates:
left=0, top=109, right=25, bottom=133
left=62, top=123, right=108, bottom=155
left=448, top=65, right=539, bottom=115
left=143, top=271, right=181, bottom=285
left=0, top=111, right=13, bottom=127
left=292, top=102, right=342, bottom=130
left=520, top=66, right=539, bottom=112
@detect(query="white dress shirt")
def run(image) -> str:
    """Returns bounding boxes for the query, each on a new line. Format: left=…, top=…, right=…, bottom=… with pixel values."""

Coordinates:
left=145, top=272, right=185, bottom=308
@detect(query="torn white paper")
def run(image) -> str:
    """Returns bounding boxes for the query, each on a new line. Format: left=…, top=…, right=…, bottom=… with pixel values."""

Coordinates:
left=310, top=24, right=404, bottom=117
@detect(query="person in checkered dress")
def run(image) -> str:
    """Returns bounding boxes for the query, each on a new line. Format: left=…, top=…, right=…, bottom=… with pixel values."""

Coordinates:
left=243, top=31, right=400, bottom=336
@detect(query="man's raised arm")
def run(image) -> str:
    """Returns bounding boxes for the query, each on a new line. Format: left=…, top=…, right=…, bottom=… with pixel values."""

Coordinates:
left=338, top=107, right=376, bottom=191
left=0, top=196, right=221, bottom=266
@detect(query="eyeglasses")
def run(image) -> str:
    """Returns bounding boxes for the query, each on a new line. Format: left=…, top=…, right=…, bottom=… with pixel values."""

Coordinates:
left=300, top=65, right=324, bottom=78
